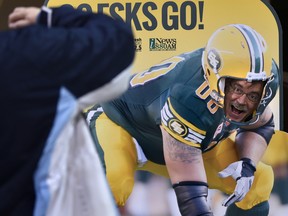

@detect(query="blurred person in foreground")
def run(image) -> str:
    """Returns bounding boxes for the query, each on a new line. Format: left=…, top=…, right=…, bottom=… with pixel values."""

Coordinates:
left=86, top=24, right=281, bottom=215
left=0, top=5, right=134, bottom=216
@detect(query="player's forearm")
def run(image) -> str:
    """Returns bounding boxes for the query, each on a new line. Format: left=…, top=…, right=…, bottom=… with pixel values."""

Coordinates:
left=235, top=131, right=267, bottom=164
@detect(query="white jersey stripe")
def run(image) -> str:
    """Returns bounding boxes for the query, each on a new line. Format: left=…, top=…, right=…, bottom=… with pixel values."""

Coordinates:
left=189, top=128, right=206, bottom=139
left=186, top=134, right=203, bottom=143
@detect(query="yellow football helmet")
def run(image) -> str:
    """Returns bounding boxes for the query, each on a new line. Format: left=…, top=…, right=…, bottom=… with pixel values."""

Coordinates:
left=202, top=24, right=279, bottom=125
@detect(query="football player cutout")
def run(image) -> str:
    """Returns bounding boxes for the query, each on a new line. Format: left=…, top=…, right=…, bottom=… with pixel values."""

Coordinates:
left=85, top=24, right=279, bottom=215
left=0, top=5, right=134, bottom=216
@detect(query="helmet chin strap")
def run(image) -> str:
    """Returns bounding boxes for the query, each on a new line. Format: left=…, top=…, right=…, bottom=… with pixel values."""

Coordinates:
left=224, top=114, right=260, bottom=126
left=209, top=77, right=226, bottom=108
left=210, top=90, right=224, bottom=108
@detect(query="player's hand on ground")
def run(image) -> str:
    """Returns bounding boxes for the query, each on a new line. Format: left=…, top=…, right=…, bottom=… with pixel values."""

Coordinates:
left=8, top=7, right=40, bottom=29
left=218, top=158, right=256, bottom=207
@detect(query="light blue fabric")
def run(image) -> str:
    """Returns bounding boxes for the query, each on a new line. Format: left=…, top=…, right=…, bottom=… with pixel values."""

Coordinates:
left=33, top=87, right=76, bottom=216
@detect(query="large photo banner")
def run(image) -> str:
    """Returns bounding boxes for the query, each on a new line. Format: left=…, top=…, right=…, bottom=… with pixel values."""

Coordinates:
left=46, top=0, right=282, bottom=129
left=44, top=1, right=287, bottom=215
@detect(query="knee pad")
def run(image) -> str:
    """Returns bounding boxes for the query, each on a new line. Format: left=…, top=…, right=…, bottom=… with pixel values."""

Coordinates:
left=173, top=181, right=213, bottom=216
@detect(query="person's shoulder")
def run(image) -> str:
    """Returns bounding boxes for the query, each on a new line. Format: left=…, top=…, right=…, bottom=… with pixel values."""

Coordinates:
left=179, top=48, right=204, bottom=63
left=170, top=83, right=200, bottom=104
left=178, top=48, right=204, bottom=78
left=169, top=83, right=214, bottom=122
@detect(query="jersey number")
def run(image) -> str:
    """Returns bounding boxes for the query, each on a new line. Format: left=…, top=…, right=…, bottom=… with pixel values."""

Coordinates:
left=196, top=81, right=219, bottom=114
left=130, top=56, right=184, bottom=87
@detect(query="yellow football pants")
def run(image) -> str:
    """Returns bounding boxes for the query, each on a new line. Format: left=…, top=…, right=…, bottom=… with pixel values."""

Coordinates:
left=93, top=113, right=275, bottom=210
left=262, top=130, right=288, bottom=166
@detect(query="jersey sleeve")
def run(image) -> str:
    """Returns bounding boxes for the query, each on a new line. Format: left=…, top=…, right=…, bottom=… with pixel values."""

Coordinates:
left=161, top=84, right=207, bottom=149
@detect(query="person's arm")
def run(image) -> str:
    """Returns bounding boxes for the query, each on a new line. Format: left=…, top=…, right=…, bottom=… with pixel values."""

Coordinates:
left=236, top=106, right=274, bottom=163
left=161, top=127, right=213, bottom=216
left=6, top=5, right=135, bottom=100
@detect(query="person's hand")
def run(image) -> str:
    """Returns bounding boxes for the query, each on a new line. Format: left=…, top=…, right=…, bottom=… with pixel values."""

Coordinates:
left=8, top=7, right=41, bottom=29
left=218, top=158, right=256, bottom=207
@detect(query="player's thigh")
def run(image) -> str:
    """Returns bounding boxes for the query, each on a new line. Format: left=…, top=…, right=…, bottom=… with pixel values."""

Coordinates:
left=90, top=112, right=138, bottom=206
left=203, top=136, right=273, bottom=210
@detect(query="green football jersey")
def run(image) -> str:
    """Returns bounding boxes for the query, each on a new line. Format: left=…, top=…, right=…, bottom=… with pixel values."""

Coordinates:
left=101, top=48, right=238, bottom=165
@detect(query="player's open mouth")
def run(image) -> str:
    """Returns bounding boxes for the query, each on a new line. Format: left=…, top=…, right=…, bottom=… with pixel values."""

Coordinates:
left=231, top=105, right=244, bottom=115
left=227, top=104, right=248, bottom=121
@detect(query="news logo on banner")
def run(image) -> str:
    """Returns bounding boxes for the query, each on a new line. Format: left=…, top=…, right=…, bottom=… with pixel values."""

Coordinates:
left=149, top=38, right=177, bottom=51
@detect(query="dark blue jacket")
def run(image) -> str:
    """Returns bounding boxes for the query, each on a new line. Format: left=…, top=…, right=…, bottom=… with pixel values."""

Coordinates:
left=0, top=5, right=134, bottom=215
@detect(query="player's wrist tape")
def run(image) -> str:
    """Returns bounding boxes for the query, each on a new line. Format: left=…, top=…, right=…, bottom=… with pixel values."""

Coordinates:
left=239, top=158, right=256, bottom=179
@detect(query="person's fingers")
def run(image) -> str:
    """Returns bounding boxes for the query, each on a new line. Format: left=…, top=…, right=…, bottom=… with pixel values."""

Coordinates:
left=9, top=19, right=30, bottom=29
left=8, top=7, right=29, bottom=27
left=8, top=7, right=40, bottom=29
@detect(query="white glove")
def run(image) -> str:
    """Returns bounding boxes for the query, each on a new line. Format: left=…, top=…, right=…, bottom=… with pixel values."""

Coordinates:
left=218, top=158, right=256, bottom=207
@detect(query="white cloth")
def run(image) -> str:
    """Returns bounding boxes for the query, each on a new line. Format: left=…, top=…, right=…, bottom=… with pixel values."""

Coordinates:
left=34, top=88, right=118, bottom=216
left=132, top=138, right=148, bottom=167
